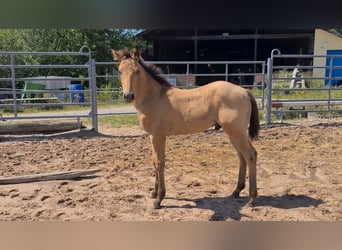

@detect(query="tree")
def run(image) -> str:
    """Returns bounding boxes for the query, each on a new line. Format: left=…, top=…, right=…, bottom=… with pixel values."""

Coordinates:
left=0, top=29, right=40, bottom=86
left=329, top=29, right=342, bottom=37
left=0, top=29, right=146, bottom=86
left=0, top=29, right=145, bottom=61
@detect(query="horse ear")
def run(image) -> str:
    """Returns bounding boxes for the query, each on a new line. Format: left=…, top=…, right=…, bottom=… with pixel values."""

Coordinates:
left=132, top=48, right=141, bottom=62
left=112, top=50, right=121, bottom=61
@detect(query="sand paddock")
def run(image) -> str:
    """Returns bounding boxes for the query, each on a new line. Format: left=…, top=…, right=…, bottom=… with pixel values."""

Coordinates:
left=0, top=118, right=341, bottom=221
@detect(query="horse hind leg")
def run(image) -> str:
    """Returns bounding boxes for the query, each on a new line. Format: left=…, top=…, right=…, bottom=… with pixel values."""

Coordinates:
left=226, top=129, right=258, bottom=207
left=230, top=145, right=247, bottom=198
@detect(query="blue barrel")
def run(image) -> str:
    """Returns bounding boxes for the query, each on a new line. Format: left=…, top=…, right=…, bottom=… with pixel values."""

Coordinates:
left=325, top=50, right=342, bottom=86
left=69, top=84, right=84, bottom=102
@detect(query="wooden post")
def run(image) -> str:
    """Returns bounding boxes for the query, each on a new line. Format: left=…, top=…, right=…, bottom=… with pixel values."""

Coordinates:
left=0, top=169, right=101, bottom=185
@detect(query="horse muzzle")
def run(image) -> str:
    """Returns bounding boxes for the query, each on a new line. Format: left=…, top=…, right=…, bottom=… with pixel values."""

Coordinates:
left=123, top=93, right=134, bottom=102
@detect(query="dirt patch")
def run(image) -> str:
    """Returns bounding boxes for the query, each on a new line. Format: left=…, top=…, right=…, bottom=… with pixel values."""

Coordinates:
left=0, top=118, right=341, bottom=221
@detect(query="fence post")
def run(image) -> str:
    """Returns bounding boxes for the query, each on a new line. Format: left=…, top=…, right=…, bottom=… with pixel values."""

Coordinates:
left=225, top=63, right=228, bottom=82
left=261, top=61, right=266, bottom=109
left=266, top=49, right=281, bottom=125
left=186, top=63, right=190, bottom=88
left=10, top=54, right=18, bottom=117
left=327, top=55, right=334, bottom=112
left=90, top=58, right=98, bottom=131
left=266, top=57, right=273, bottom=125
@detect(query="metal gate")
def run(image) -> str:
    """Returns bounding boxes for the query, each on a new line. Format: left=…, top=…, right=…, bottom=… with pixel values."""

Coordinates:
left=0, top=46, right=98, bottom=131
left=266, top=49, right=342, bottom=125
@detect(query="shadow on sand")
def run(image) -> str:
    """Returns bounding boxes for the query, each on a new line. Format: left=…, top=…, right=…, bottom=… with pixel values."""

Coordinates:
left=165, top=194, right=324, bottom=221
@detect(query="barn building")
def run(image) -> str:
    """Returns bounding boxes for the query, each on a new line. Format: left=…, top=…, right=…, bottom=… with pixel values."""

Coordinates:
left=137, top=29, right=314, bottom=62
left=137, top=29, right=314, bottom=85
left=137, top=29, right=342, bottom=86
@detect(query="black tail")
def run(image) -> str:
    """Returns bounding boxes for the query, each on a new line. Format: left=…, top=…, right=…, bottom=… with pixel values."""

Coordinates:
left=247, top=91, right=260, bottom=140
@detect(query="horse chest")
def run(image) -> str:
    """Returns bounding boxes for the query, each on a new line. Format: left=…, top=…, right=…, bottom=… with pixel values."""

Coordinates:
left=137, top=112, right=153, bottom=131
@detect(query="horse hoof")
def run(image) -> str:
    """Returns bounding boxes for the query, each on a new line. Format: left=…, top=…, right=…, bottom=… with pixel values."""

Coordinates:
left=245, top=199, right=255, bottom=208
left=232, top=190, right=240, bottom=198
left=153, top=201, right=161, bottom=209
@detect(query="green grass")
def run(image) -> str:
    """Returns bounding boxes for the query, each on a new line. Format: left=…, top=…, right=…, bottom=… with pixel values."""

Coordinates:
left=84, top=114, right=140, bottom=128
left=271, top=86, right=342, bottom=101
left=269, top=70, right=342, bottom=101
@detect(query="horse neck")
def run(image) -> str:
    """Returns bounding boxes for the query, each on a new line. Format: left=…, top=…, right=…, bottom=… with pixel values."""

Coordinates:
left=133, top=65, right=163, bottom=107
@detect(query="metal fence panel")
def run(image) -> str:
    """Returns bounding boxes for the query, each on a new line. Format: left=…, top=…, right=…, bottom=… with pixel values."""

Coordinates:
left=1, top=50, right=267, bottom=132
left=94, top=60, right=267, bottom=114
left=265, top=49, right=342, bottom=125
left=0, top=47, right=98, bottom=131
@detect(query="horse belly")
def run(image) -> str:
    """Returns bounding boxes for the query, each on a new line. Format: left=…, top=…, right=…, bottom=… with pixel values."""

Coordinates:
left=165, top=109, right=215, bottom=135
left=178, top=121, right=212, bottom=135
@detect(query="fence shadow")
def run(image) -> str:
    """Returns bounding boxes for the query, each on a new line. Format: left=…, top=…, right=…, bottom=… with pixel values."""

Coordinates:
left=165, top=194, right=324, bottom=221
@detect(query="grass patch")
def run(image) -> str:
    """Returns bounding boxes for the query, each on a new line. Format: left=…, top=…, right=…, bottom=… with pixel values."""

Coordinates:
left=84, top=114, right=140, bottom=128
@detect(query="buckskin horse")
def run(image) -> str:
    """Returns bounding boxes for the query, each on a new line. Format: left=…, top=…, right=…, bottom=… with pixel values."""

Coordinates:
left=113, top=48, right=260, bottom=209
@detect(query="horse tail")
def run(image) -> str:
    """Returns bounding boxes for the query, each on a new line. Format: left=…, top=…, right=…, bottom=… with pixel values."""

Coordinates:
left=247, top=91, right=260, bottom=141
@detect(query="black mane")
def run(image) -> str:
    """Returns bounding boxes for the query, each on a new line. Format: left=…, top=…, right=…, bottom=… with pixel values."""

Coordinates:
left=120, top=51, right=174, bottom=87
left=138, top=59, right=174, bottom=87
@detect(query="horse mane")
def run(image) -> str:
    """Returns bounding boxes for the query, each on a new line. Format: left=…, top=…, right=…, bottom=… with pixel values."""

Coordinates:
left=138, top=59, right=174, bottom=88
left=120, top=50, right=173, bottom=87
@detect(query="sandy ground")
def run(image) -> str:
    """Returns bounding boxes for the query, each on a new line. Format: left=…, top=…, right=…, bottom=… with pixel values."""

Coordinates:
left=0, top=118, right=341, bottom=221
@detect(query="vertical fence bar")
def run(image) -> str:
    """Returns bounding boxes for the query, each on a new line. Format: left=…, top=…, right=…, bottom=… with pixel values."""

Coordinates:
left=261, top=61, right=266, bottom=109
left=90, top=58, right=98, bottom=131
left=266, top=57, right=273, bottom=125
left=327, top=55, right=333, bottom=112
left=10, top=54, right=18, bottom=117
left=186, top=63, right=190, bottom=88
left=225, top=63, right=228, bottom=81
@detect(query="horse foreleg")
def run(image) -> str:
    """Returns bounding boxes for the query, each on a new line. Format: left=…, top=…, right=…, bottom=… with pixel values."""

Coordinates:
left=151, top=174, right=158, bottom=199
left=150, top=134, right=166, bottom=209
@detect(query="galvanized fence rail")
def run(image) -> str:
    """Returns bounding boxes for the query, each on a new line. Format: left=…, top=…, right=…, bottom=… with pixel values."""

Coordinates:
left=265, top=49, right=342, bottom=124
left=3, top=47, right=341, bottom=132
left=95, top=60, right=267, bottom=112
left=0, top=47, right=98, bottom=130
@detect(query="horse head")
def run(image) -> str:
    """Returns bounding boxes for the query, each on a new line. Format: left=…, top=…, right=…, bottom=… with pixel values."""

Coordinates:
left=112, top=48, right=141, bottom=102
